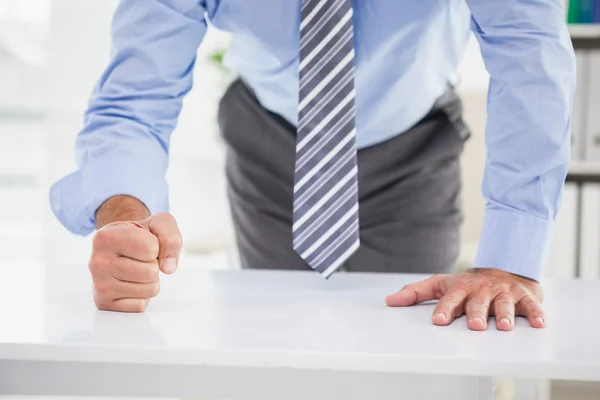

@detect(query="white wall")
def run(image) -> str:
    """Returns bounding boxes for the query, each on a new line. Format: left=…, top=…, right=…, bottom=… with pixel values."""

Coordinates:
left=43, top=0, right=235, bottom=269
left=455, top=36, right=489, bottom=247
left=457, top=89, right=487, bottom=246
left=44, top=0, right=120, bottom=269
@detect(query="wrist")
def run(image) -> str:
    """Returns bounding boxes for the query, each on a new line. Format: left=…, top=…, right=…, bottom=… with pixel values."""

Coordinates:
left=95, top=195, right=150, bottom=229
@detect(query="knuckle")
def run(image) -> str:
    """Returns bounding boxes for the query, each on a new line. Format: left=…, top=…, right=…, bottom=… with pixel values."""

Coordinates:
left=495, top=293, right=513, bottom=303
left=453, top=280, right=471, bottom=292
left=494, top=298, right=513, bottom=308
left=148, top=238, right=160, bottom=257
left=139, top=236, right=160, bottom=259
left=496, top=283, right=512, bottom=293
left=164, top=235, right=183, bottom=250
left=468, top=298, right=488, bottom=307
left=466, top=301, right=488, bottom=314
left=93, top=229, right=113, bottom=248
left=88, top=256, right=110, bottom=275
left=149, top=281, right=161, bottom=298
left=526, top=285, right=544, bottom=301
left=154, top=212, right=171, bottom=220
left=153, top=213, right=176, bottom=226
left=135, top=300, right=150, bottom=313
left=145, top=264, right=160, bottom=281
left=88, top=258, right=100, bottom=274
left=94, top=295, right=112, bottom=310
left=516, top=294, right=537, bottom=311
left=94, top=280, right=112, bottom=296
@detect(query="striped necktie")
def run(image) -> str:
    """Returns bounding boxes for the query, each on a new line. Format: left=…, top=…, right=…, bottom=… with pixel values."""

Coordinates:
left=293, top=0, right=359, bottom=278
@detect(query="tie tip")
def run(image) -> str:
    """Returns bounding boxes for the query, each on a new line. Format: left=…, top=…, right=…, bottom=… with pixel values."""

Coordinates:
left=320, top=269, right=336, bottom=280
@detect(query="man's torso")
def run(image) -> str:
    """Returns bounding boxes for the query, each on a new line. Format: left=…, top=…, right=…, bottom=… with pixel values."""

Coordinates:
left=203, top=0, right=472, bottom=148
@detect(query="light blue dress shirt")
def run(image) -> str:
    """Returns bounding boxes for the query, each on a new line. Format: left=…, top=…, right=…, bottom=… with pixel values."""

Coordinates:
left=50, top=0, right=575, bottom=281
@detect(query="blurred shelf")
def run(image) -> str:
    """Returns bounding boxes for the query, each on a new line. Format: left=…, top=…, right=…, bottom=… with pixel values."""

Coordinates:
left=569, top=24, right=600, bottom=49
left=568, top=162, right=600, bottom=183
left=569, top=161, right=600, bottom=175
left=569, top=24, right=600, bottom=39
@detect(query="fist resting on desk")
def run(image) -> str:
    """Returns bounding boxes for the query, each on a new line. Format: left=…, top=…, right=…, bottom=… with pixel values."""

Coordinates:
left=90, top=195, right=183, bottom=313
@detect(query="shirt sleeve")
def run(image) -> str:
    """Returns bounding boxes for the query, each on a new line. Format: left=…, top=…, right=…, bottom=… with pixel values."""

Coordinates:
left=49, top=0, right=208, bottom=235
left=465, top=0, right=576, bottom=281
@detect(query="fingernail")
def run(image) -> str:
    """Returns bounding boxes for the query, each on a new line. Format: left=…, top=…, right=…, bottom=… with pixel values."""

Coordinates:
left=435, top=312, right=446, bottom=321
left=535, top=317, right=545, bottom=326
left=471, top=317, right=485, bottom=326
left=162, top=257, right=177, bottom=273
left=500, top=318, right=511, bottom=326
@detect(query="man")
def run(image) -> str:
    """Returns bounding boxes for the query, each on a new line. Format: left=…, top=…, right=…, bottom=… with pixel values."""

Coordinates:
left=50, top=0, right=575, bottom=330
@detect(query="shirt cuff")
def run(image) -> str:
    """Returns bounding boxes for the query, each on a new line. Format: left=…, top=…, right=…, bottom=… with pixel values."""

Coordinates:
left=49, top=154, right=169, bottom=236
left=473, top=207, right=555, bottom=282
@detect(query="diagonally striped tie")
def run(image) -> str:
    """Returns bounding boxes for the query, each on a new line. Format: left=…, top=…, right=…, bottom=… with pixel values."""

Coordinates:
left=293, top=0, right=359, bottom=279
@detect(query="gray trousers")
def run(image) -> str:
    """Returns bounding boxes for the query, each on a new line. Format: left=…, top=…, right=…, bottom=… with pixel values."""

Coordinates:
left=218, top=79, right=469, bottom=274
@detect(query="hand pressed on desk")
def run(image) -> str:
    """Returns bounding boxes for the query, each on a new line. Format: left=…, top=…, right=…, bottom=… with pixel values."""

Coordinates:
left=385, top=269, right=545, bottom=331
left=90, top=196, right=183, bottom=313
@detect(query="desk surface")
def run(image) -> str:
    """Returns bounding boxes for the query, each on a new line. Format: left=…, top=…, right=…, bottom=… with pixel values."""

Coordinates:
left=1, top=267, right=600, bottom=381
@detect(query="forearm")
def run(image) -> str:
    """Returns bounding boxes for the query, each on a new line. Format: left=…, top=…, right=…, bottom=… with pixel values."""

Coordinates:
left=49, top=0, right=207, bottom=236
left=95, top=195, right=151, bottom=229
left=466, top=0, right=576, bottom=280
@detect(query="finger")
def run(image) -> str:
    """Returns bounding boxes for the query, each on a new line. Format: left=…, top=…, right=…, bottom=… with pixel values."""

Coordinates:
left=145, top=213, right=183, bottom=274
left=97, top=298, right=150, bottom=313
left=95, top=278, right=160, bottom=300
left=89, top=254, right=159, bottom=283
left=432, top=288, right=468, bottom=326
left=93, top=223, right=159, bottom=262
left=385, top=275, right=447, bottom=307
left=465, top=291, right=493, bottom=331
left=516, top=294, right=546, bottom=329
left=112, top=257, right=160, bottom=284
left=492, top=293, right=515, bottom=331
left=113, top=279, right=160, bottom=299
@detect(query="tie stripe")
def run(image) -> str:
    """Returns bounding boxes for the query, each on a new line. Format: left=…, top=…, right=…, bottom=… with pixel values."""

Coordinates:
left=311, top=220, right=360, bottom=270
left=293, top=163, right=357, bottom=232
left=299, top=7, right=353, bottom=70
left=296, top=89, right=355, bottom=151
left=294, top=0, right=359, bottom=278
left=296, top=108, right=354, bottom=170
left=300, top=0, right=328, bottom=30
left=294, top=139, right=355, bottom=207
left=296, top=102, right=355, bottom=159
left=294, top=128, right=355, bottom=193
left=298, top=50, right=354, bottom=112
left=294, top=183, right=358, bottom=248
left=298, top=203, right=359, bottom=259
left=299, top=27, right=353, bottom=90
left=300, top=0, right=347, bottom=48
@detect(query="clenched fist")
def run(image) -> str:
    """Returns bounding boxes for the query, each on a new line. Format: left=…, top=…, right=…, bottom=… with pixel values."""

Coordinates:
left=89, top=196, right=182, bottom=312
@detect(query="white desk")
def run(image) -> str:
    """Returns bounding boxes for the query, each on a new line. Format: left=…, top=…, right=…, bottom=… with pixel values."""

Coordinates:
left=1, top=267, right=600, bottom=400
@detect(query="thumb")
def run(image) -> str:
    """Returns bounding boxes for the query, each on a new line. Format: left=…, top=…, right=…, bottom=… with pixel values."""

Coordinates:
left=143, top=213, right=183, bottom=274
left=385, top=275, right=447, bottom=307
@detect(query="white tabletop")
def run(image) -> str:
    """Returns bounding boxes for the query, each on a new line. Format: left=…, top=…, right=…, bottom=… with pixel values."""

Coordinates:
left=1, top=266, right=600, bottom=381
